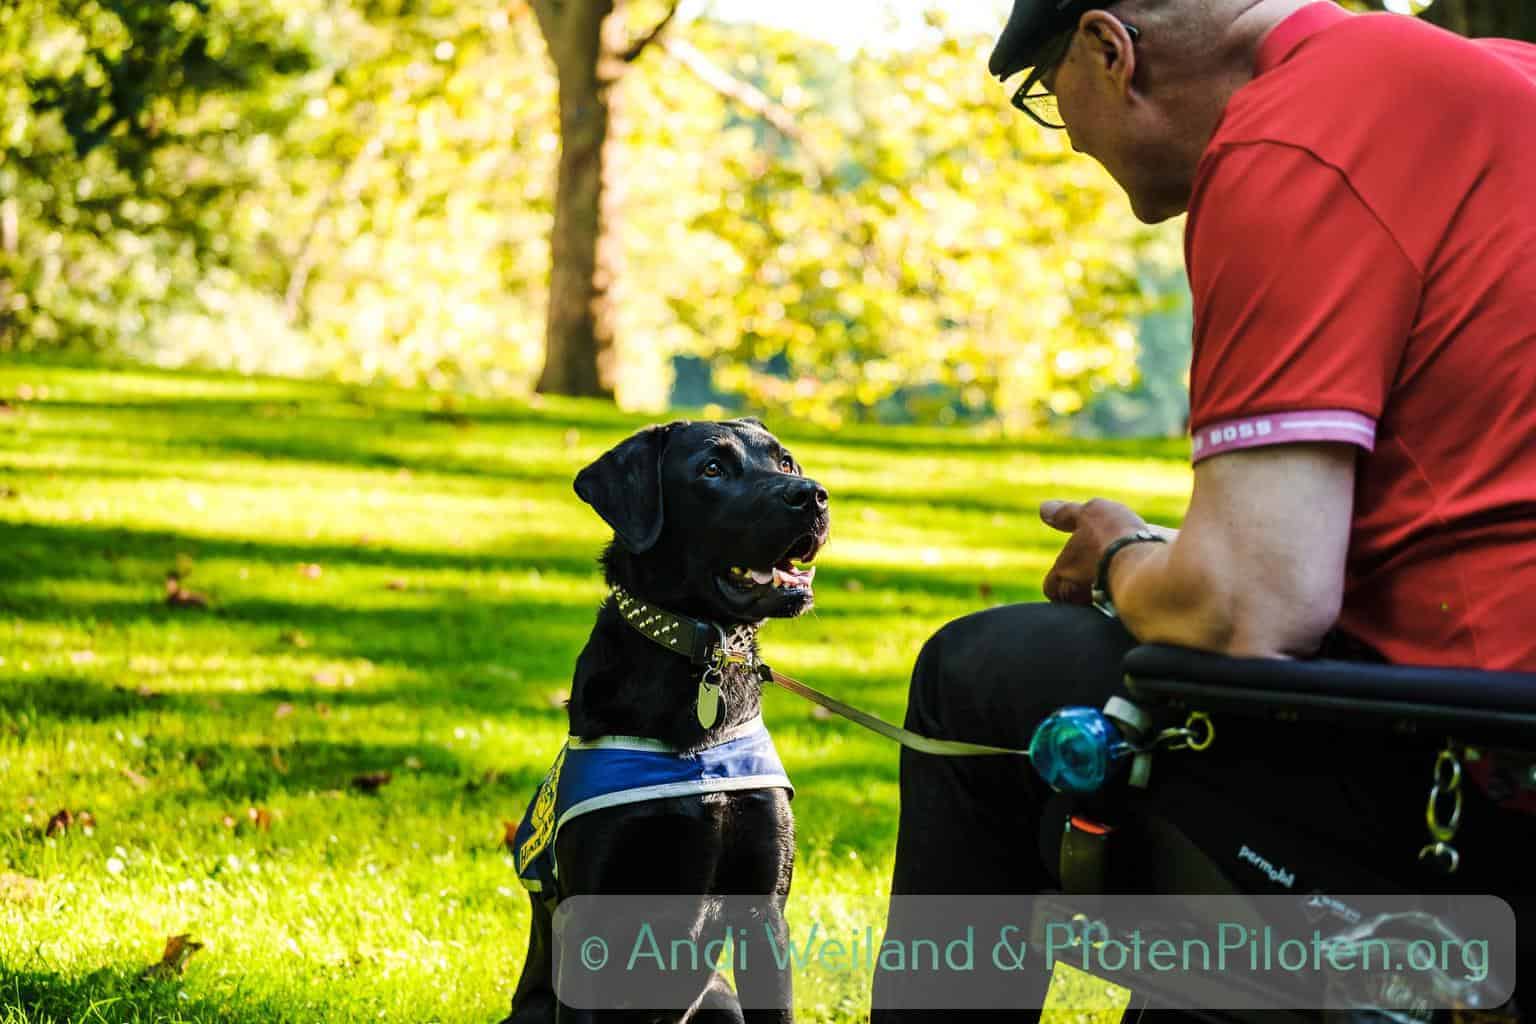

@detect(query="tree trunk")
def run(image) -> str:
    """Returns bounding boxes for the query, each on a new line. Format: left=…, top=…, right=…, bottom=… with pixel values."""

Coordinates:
left=534, top=0, right=625, bottom=399
left=1421, top=0, right=1536, bottom=42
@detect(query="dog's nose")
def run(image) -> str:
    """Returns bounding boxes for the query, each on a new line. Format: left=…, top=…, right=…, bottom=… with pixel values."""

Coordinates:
left=783, top=479, right=829, bottom=511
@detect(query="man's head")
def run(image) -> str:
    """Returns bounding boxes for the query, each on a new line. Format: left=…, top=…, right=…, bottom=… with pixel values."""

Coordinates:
left=991, top=0, right=1316, bottom=222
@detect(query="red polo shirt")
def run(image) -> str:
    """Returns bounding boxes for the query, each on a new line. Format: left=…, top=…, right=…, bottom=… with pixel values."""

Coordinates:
left=1185, top=3, right=1536, bottom=670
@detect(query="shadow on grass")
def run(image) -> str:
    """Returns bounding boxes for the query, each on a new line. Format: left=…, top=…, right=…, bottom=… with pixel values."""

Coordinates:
left=0, top=520, right=602, bottom=582
left=19, top=396, right=633, bottom=481
left=0, top=678, right=549, bottom=815
left=0, top=519, right=1040, bottom=678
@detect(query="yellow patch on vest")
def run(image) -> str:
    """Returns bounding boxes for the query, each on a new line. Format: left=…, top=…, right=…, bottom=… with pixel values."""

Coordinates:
left=517, top=744, right=567, bottom=875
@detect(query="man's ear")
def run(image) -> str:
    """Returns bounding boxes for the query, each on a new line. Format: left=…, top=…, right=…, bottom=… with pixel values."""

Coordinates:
left=573, top=424, right=675, bottom=554
left=1080, top=10, right=1136, bottom=93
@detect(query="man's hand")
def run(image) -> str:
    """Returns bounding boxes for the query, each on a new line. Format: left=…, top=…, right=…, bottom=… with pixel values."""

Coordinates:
left=1039, top=498, right=1149, bottom=605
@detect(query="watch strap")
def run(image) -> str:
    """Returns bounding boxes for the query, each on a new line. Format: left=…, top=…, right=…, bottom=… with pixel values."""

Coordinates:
left=1092, top=529, right=1167, bottom=615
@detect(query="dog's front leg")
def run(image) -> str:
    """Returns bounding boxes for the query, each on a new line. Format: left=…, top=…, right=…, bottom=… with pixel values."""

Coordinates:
left=721, top=790, right=795, bottom=1024
left=734, top=898, right=793, bottom=1024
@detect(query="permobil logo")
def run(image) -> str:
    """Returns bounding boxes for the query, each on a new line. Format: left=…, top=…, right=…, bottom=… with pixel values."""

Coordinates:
left=1237, top=845, right=1296, bottom=889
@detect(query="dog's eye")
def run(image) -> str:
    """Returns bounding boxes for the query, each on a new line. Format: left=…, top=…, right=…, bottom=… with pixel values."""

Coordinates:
left=701, top=460, right=724, bottom=479
left=779, top=455, right=797, bottom=474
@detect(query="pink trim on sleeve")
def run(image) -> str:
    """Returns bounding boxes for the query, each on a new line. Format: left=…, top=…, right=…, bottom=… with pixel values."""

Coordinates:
left=1190, top=409, right=1377, bottom=463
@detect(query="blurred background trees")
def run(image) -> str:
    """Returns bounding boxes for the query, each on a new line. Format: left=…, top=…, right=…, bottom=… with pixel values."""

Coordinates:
left=2, top=0, right=1522, bottom=433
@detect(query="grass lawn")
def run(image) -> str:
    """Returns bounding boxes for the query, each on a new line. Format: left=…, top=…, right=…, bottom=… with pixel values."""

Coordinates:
left=0, top=362, right=1191, bottom=1022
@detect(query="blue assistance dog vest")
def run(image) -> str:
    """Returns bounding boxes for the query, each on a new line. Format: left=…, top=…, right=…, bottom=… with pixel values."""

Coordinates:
left=511, top=715, right=794, bottom=896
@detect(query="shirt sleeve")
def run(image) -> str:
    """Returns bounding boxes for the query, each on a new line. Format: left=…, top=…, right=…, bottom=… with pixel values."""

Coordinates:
left=1185, top=141, right=1421, bottom=464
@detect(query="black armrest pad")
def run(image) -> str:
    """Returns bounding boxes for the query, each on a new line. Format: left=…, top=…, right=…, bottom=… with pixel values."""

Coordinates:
left=1122, top=645, right=1536, bottom=743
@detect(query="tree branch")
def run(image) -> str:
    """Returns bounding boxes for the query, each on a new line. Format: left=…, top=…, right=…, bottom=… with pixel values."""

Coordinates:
left=660, top=36, right=830, bottom=186
left=620, top=0, right=683, bottom=63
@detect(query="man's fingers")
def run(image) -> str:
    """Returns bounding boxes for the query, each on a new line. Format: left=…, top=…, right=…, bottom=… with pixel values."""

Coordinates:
left=1043, top=570, right=1091, bottom=605
left=1040, top=500, right=1082, bottom=532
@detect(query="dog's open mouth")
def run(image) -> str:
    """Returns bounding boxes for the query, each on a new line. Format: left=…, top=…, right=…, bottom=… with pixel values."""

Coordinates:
left=719, top=533, right=822, bottom=596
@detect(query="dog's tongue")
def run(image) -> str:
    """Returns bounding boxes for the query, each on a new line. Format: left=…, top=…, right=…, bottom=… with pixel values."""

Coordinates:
left=772, top=564, right=815, bottom=588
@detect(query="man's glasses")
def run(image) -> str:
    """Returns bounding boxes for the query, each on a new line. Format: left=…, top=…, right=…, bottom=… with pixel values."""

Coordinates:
left=1010, top=19, right=1140, bottom=130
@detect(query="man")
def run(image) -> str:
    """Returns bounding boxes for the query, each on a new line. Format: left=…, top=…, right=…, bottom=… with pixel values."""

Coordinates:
left=871, top=0, right=1536, bottom=1019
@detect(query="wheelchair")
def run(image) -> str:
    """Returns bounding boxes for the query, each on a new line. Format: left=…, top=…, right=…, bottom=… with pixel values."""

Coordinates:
left=1027, top=644, right=1536, bottom=1024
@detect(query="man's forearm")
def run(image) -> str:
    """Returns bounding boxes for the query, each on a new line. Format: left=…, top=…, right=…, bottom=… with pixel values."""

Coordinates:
left=1105, top=539, right=1238, bottom=653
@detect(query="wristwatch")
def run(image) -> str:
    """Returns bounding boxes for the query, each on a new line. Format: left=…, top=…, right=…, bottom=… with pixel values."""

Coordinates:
left=1092, top=529, right=1167, bottom=616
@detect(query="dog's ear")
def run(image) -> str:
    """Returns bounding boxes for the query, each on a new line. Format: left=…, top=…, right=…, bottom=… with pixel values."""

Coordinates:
left=574, top=424, right=675, bottom=554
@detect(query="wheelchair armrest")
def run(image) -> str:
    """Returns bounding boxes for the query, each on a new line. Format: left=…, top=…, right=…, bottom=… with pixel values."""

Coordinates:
left=1122, top=644, right=1536, bottom=746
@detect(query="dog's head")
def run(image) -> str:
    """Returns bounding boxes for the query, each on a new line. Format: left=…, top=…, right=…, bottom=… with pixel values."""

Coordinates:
left=575, top=419, right=830, bottom=624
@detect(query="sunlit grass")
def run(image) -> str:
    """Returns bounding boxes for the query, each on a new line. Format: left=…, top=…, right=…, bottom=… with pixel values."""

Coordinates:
left=0, top=362, right=1190, bottom=1022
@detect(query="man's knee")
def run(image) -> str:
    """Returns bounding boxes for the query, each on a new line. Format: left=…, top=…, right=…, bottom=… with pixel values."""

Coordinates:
left=905, top=607, right=995, bottom=732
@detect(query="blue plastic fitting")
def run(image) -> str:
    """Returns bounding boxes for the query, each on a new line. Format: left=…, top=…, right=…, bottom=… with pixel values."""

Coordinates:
left=1028, top=706, right=1129, bottom=794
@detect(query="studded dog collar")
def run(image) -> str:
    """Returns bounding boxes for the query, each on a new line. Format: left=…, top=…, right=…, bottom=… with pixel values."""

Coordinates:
left=609, top=584, right=764, bottom=729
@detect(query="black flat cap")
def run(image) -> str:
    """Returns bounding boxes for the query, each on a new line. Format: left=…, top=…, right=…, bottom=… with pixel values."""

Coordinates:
left=989, top=0, right=1120, bottom=81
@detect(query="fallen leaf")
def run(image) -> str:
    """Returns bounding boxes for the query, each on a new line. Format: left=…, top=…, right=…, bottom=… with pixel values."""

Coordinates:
left=281, top=630, right=311, bottom=649
left=273, top=703, right=295, bottom=719
left=165, top=575, right=210, bottom=609
left=141, top=934, right=204, bottom=980
left=300, top=563, right=323, bottom=579
left=76, top=810, right=97, bottom=835
left=220, top=814, right=238, bottom=831
left=0, top=872, right=42, bottom=904
left=45, top=809, right=72, bottom=837
left=351, top=771, right=392, bottom=793
left=978, top=583, right=994, bottom=601
left=465, top=769, right=502, bottom=793
left=122, top=768, right=150, bottom=789
left=503, top=820, right=519, bottom=853
left=135, top=685, right=162, bottom=700
left=0, top=486, right=17, bottom=499
left=247, top=807, right=273, bottom=831
left=385, top=578, right=408, bottom=591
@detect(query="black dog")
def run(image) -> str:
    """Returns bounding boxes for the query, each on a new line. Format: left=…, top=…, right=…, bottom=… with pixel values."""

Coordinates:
left=504, top=418, right=830, bottom=1023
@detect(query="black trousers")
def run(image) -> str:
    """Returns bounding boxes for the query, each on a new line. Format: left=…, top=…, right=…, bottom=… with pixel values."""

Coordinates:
left=869, top=603, right=1533, bottom=1022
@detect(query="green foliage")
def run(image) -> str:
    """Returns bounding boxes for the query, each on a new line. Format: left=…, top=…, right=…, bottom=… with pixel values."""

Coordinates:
left=5, top=1, right=1183, bottom=429
left=0, top=0, right=314, bottom=351
left=659, top=16, right=1177, bottom=430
